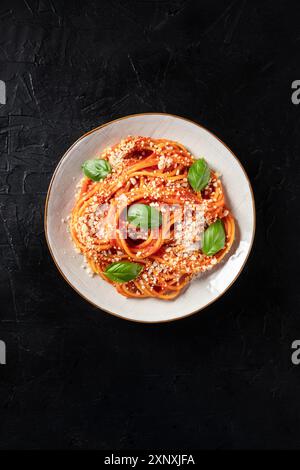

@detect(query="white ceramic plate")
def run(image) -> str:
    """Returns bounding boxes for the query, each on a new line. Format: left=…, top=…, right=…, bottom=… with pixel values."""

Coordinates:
left=45, top=113, right=255, bottom=323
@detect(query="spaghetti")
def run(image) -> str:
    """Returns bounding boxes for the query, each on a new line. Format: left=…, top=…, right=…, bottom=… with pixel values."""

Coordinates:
left=70, top=136, right=235, bottom=299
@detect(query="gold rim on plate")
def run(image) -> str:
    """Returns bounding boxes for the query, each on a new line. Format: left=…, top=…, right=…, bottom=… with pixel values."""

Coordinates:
left=44, top=112, right=256, bottom=324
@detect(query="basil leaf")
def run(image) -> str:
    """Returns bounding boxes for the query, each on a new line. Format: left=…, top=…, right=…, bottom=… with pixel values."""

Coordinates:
left=82, top=159, right=111, bottom=181
left=202, top=219, right=225, bottom=256
left=188, top=158, right=210, bottom=192
left=104, top=261, right=143, bottom=283
left=128, top=203, right=162, bottom=229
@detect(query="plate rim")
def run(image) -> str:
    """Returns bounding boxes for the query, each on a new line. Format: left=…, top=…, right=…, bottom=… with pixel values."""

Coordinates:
left=44, top=112, right=256, bottom=323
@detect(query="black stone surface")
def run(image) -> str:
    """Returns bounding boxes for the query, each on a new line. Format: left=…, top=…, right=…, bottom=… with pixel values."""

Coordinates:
left=0, top=0, right=299, bottom=450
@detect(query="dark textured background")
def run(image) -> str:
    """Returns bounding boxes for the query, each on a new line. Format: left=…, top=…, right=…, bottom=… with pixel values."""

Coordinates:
left=0, top=0, right=299, bottom=450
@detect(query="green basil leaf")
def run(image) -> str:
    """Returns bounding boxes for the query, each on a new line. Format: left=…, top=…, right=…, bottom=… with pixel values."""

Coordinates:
left=104, top=261, right=143, bottom=283
left=127, top=203, right=162, bottom=229
left=202, top=219, right=225, bottom=256
left=188, top=158, right=210, bottom=192
left=82, top=159, right=111, bottom=181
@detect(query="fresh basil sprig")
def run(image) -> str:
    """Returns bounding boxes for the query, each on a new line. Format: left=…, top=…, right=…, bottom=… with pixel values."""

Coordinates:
left=202, top=219, right=225, bottom=256
left=188, top=158, right=210, bottom=192
left=82, top=159, right=111, bottom=181
left=127, top=203, right=162, bottom=229
left=104, top=261, right=143, bottom=283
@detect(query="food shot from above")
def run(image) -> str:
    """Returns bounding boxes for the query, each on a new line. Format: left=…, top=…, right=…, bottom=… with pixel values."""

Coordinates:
left=1, top=0, right=299, bottom=453
left=70, top=136, right=235, bottom=300
left=45, top=113, right=254, bottom=322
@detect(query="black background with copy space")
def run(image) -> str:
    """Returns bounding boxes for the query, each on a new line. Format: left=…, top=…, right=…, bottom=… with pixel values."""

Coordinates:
left=0, top=0, right=299, bottom=450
